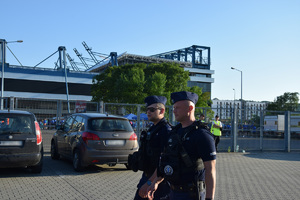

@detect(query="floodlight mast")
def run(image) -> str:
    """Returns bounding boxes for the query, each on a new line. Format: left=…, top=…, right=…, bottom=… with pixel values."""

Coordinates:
left=0, top=39, right=23, bottom=110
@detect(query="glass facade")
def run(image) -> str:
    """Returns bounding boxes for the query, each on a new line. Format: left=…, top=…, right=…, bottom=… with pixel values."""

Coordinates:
left=187, top=81, right=211, bottom=93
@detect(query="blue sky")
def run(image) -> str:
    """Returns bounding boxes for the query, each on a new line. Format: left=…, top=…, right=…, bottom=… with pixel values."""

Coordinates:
left=1, top=0, right=299, bottom=102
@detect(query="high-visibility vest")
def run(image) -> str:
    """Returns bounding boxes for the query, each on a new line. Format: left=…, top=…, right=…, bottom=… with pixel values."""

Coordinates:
left=211, top=120, right=222, bottom=136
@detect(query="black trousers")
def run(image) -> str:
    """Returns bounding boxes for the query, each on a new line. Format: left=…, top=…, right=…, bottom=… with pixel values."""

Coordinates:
left=214, top=135, right=220, bottom=151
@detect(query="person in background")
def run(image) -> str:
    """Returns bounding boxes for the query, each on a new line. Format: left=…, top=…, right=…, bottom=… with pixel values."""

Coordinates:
left=43, top=119, right=48, bottom=130
left=199, top=114, right=205, bottom=122
left=211, top=115, right=222, bottom=152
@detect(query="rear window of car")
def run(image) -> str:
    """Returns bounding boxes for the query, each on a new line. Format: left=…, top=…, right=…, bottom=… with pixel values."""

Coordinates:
left=0, top=114, right=34, bottom=134
left=89, top=118, right=133, bottom=132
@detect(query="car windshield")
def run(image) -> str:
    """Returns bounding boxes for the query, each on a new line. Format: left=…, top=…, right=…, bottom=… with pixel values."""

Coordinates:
left=0, top=114, right=33, bottom=134
left=89, top=118, right=133, bottom=132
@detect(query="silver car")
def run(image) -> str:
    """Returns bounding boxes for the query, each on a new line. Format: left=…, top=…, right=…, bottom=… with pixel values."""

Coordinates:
left=51, top=113, right=139, bottom=171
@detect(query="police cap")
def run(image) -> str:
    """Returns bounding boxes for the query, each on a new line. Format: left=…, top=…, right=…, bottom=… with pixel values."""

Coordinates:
left=171, top=91, right=198, bottom=104
left=144, top=95, right=167, bottom=107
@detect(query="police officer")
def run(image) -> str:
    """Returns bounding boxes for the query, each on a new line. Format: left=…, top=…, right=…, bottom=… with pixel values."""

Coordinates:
left=148, top=91, right=216, bottom=200
left=134, top=95, right=172, bottom=200
left=210, top=115, right=222, bottom=152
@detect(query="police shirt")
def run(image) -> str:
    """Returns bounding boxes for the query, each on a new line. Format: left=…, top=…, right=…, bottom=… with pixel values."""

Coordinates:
left=175, top=123, right=216, bottom=184
left=145, top=118, right=172, bottom=175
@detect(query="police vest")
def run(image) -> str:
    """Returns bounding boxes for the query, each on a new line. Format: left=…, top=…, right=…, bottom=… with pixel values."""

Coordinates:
left=159, top=121, right=207, bottom=184
left=211, top=120, right=222, bottom=136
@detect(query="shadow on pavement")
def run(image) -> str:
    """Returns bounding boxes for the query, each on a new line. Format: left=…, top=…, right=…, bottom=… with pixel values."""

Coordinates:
left=0, top=153, right=130, bottom=178
left=242, top=151, right=300, bottom=162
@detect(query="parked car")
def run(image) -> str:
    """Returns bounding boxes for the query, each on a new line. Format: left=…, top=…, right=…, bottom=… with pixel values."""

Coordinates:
left=0, top=110, right=43, bottom=173
left=51, top=113, right=139, bottom=171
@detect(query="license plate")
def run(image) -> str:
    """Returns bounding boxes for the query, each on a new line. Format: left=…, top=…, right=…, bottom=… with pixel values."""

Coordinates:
left=105, top=140, right=125, bottom=146
left=0, top=141, right=23, bottom=146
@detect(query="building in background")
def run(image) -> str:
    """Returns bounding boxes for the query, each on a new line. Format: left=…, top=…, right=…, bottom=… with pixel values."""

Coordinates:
left=1, top=42, right=214, bottom=102
left=211, top=98, right=267, bottom=122
left=1, top=41, right=215, bottom=121
left=4, top=64, right=96, bottom=101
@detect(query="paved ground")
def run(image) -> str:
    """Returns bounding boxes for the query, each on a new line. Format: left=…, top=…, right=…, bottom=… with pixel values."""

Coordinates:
left=216, top=152, right=300, bottom=199
left=0, top=130, right=299, bottom=199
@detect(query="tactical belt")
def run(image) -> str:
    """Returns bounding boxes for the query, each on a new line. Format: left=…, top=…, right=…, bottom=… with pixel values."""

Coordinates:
left=170, top=183, right=196, bottom=192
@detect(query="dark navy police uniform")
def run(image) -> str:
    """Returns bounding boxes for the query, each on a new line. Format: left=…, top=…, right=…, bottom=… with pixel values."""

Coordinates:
left=134, top=118, right=172, bottom=200
left=158, top=91, right=216, bottom=200
left=169, top=123, right=216, bottom=200
left=134, top=95, right=172, bottom=200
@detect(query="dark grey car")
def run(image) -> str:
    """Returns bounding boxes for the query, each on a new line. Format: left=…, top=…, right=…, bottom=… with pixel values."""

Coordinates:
left=0, top=110, right=43, bottom=173
left=51, top=113, right=139, bottom=171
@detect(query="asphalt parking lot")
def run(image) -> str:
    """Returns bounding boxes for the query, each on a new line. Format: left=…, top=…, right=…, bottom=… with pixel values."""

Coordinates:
left=0, top=130, right=300, bottom=200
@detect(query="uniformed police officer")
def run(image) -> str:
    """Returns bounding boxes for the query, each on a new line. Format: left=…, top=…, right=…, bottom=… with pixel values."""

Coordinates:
left=148, top=91, right=216, bottom=200
left=134, top=95, right=172, bottom=200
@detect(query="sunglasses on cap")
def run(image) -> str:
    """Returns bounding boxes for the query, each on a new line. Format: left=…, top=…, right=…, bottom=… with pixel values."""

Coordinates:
left=146, top=107, right=161, bottom=112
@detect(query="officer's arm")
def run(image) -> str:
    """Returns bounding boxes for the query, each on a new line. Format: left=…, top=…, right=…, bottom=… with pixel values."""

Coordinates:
left=147, top=172, right=164, bottom=200
left=138, top=169, right=159, bottom=198
left=204, top=159, right=216, bottom=199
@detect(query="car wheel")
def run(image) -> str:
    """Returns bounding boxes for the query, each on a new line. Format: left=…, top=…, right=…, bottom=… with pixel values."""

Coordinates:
left=51, top=140, right=60, bottom=160
left=73, top=149, right=84, bottom=172
left=30, top=149, right=43, bottom=173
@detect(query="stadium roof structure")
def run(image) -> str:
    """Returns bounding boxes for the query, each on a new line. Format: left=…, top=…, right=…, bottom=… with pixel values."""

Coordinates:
left=87, top=52, right=193, bottom=73
left=151, top=45, right=210, bottom=69
left=87, top=45, right=210, bottom=73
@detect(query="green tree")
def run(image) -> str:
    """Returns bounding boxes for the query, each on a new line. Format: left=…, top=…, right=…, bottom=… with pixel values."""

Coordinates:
left=144, top=71, right=167, bottom=96
left=92, top=63, right=147, bottom=103
left=144, top=63, right=190, bottom=92
left=266, top=92, right=299, bottom=111
left=250, top=115, right=260, bottom=126
left=188, top=86, right=214, bottom=119
left=91, top=62, right=212, bottom=113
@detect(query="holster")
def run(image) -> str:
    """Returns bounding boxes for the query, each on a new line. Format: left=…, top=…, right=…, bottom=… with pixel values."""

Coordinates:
left=196, top=181, right=205, bottom=200
left=127, top=130, right=149, bottom=172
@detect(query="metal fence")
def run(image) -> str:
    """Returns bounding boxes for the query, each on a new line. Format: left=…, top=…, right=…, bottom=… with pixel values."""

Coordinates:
left=3, top=97, right=299, bottom=152
left=215, top=108, right=300, bottom=152
left=104, top=103, right=300, bottom=152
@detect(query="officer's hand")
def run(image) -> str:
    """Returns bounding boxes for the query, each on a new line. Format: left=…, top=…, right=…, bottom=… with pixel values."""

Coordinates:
left=138, top=183, right=149, bottom=198
left=147, top=182, right=158, bottom=200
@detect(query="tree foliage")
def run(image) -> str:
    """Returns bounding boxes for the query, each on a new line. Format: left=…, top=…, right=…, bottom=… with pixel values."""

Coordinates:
left=91, top=63, right=211, bottom=109
left=266, top=92, right=299, bottom=111
left=91, top=63, right=147, bottom=103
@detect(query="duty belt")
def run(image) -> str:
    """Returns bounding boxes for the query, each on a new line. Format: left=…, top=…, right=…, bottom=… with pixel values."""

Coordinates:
left=170, top=183, right=196, bottom=192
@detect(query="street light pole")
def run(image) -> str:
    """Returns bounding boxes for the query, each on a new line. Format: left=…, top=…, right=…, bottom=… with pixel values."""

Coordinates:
left=0, top=39, right=23, bottom=110
left=1, top=39, right=5, bottom=110
left=231, top=67, right=242, bottom=101
left=231, top=67, right=243, bottom=124
left=233, top=88, right=235, bottom=108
